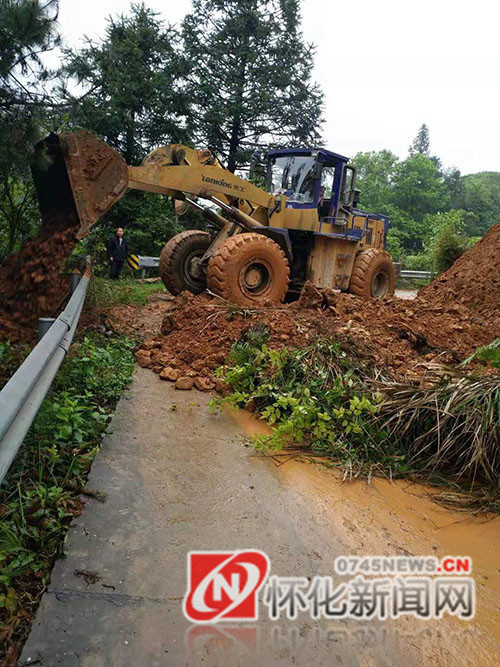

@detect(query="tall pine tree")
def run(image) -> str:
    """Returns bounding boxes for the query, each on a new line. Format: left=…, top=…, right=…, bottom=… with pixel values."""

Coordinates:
left=0, top=0, right=60, bottom=257
left=409, top=123, right=430, bottom=157
left=60, top=3, right=189, bottom=164
left=182, top=0, right=324, bottom=172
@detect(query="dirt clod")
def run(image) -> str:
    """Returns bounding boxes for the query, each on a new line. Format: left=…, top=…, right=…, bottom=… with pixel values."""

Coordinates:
left=194, top=376, right=216, bottom=392
left=135, top=350, right=152, bottom=368
left=175, top=376, right=194, bottom=390
left=160, top=367, right=180, bottom=382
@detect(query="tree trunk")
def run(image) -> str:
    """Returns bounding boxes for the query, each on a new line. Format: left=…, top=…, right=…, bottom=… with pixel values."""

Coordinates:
left=125, top=110, right=136, bottom=165
left=227, top=116, right=241, bottom=173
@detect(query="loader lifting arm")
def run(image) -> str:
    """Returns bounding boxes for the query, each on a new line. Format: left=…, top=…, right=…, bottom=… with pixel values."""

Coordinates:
left=129, top=144, right=273, bottom=219
left=31, top=129, right=396, bottom=306
left=31, top=130, right=274, bottom=240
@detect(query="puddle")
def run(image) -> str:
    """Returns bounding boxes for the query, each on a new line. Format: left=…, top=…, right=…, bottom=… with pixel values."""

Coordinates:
left=227, top=406, right=500, bottom=664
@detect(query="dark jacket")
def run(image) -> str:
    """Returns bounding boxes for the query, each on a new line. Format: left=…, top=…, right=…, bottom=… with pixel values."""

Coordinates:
left=107, top=235, right=128, bottom=261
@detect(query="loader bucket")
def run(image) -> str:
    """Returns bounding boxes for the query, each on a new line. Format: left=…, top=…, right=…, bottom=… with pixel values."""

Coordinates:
left=31, top=130, right=129, bottom=239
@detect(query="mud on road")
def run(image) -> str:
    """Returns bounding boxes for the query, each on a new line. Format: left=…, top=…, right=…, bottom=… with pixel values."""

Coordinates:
left=129, top=232, right=498, bottom=389
left=70, top=225, right=499, bottom=393
left=20, top=369, right=500, bottom=666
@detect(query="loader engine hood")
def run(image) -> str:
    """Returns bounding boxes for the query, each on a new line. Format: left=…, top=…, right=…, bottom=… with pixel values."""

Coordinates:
left=31, top=130, right=129, bottom=239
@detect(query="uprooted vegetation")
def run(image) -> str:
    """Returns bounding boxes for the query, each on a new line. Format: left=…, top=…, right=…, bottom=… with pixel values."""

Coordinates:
left=131, top=225, right=500, bottom=509
left=210, top=331, right=499, bottom=511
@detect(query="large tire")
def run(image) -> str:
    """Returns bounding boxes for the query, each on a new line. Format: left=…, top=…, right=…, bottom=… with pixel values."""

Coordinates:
left=159, top=230, right=211, bottom=295
left=349, top=248, right=396, bottom=299
left=207, top=233, right=290, bottom=307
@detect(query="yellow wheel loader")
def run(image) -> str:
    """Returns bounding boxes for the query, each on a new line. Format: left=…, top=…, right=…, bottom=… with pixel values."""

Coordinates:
left=32, top=130, right=396, bottom=306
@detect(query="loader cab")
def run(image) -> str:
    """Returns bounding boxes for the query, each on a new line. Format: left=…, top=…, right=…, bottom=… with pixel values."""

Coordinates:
left=266, top=148, right=357, bottom=223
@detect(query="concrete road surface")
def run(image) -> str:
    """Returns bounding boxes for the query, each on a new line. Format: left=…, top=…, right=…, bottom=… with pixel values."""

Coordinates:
left=21, top=369, right=416, bottom=666
left=395, top=289, right=418, bottom=300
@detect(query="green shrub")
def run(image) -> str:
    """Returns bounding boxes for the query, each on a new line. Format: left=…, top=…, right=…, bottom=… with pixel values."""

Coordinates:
left=403, top=253, right=433, bottom=271
left=432, top=222, right=468, bottom=273
left=212, top=332, right=404, bottom=474
left=0, top=333, right=135, bottom=644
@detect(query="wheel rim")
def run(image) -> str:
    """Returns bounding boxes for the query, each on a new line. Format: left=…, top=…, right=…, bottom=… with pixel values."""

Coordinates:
left=183, top=249, right=206, bottom=288
left=239, top=259, right=272, bottom=296
left=371, top=270, right=389, bottom=298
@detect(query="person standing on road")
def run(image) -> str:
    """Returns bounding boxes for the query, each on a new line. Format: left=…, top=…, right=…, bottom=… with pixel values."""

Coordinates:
left=107, top=227, right=128, bottom=279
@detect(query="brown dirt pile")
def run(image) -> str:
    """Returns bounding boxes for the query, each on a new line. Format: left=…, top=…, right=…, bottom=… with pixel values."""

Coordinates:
left=135, top=276, right=498, bottom=390
left=0, top=215, right=78, bottom=342
left=136, top=226, right=499, bottom=388
left=419, top=223, right=500, bottom=330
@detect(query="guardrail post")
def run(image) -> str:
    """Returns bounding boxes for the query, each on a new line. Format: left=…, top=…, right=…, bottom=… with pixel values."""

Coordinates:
left=70, top=271, right=81, bottom=294
left=38, top=317, right=56, bottom=341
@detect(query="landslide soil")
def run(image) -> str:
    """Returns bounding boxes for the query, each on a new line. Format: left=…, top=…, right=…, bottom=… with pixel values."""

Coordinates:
left=2, top=219, right=498, bottom=382
left=420, top=222, right=500, bottom=331
left=0, top=215, right=79, bottom=342
left=132, top=225, right=499, bottom=387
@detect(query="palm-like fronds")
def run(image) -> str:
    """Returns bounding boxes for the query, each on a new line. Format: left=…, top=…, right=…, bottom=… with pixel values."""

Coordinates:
left=373, top=368, right=499, bottom=485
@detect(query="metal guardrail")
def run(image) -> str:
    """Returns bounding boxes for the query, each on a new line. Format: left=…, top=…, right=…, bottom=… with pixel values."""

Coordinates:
left=0, top=268, right=91, bottom=484
left=132, top=256, right=432, bottom=282
left=399, top=270, right=432, bottom=280
left=136, top=255, right=159, bottom=268
left=127, top=255, right=159, bottom=278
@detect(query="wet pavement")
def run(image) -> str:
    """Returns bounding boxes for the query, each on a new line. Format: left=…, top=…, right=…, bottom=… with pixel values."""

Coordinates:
left=21, top=368, right=418, bottom=667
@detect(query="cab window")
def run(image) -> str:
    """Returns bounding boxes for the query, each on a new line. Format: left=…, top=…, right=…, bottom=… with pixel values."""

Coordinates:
left=269, top=155, right=316, bottom=204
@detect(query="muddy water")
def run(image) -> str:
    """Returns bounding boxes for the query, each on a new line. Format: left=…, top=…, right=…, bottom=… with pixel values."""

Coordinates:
left=228, top=407, right=500, bottom=665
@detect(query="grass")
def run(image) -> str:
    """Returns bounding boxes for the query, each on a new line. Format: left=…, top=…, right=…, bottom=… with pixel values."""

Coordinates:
left=0, top=332, right=135, bottom=663
left=395, top=277, right=430, bottom=291
left=212, top=329, right=499, bottom=510
left=86, top=276, right=165, bottom=309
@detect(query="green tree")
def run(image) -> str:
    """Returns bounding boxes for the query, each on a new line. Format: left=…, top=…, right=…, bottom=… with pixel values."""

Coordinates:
left=383, top=204, right=423, bottom=254
left=351, top=150, right=399, bottom=213
left=424, top=208, right=466, bottom=243
left=60, top=3, right=188, bottom=164
left=443, top=166, right=463, bottom=209
left=181, top=0, right=324, bottom=172
left=0, top=0, right=61, bottom=260
left=408, top=123, right=443, bottom=170
left=59, top=2, right=199, bottom=264
left=430, top=215, right=469, bottom=274
left=0, top=177, right=41, bottom=260
left=408, top=123, right=430, bottom=157
left=385, top=227, right=405, bottom=261
left=391, top=154, right=448, bottom=221
left=0, top=0, right=60, bottom=84
left=459, top=172, right=500, bottom=235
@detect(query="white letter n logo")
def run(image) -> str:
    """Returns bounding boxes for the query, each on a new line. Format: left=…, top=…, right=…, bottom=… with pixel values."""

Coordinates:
left=212, top=573, right=240, bottom=601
